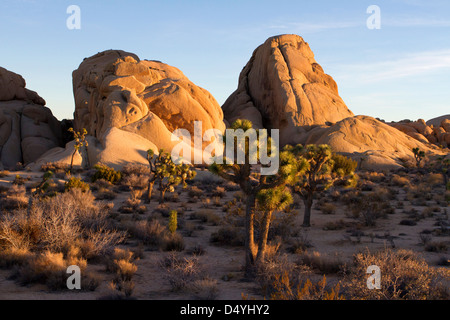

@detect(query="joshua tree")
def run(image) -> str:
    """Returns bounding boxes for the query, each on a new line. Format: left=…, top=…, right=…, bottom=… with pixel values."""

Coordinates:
left=412, top=147, right=425, bottom=168
left=255, top=187, right=292, bottom=262
left=67, top=127, right=88, bottom=173
left=209, top=119, right=295, bottom=276
left=146, top=149, right=196, bottom=203
left=287, top=144, right=357, bottom=227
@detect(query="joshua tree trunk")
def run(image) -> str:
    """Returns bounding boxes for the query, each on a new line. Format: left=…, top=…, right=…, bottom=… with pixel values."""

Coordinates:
left=159, top=188, right=166, bottom=204
left=70, top=149, right=76, bottom=173
left=244, top=193, right=257, bottom=277
left=147, top=181, right=154, bottom=202
left=255, top=210, right=273, bottom=264
left=302, top=192, right=314, bottom=227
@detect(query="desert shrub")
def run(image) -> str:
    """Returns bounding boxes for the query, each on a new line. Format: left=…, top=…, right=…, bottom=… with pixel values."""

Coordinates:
left=332, top=154, right=357, bottom=175
left=342, top=248, right=450, bottom=299
left=106, top=248, right=138, bottom=299
left=427, top=173, right=444, bottom=186
left=163, top=232, right=185, bottom=252
left=0, top=247, right=33, bottom=269
left=392, top=175, right=410, bottom=187
left=0, top=190, right=125, bottom=259
left=95, top=187, right=116, bottom=200
left=122, top=163, right=149, bottom=176
left=268, top=273, right=344, bottom=300
left=121, top=174, right=147, bottom=191
left=12, top=174, right=28, bottom=185
left=298, top=251, right=343, bottom=274
left=399, top=219, right=417, bottom=226
left=425, top=241, right=448, bottom=253
left=0, top=184, right=28, bottom=210
left=210, top=226, right=245, bottom=246
left=188, top=186, right=203, bottom=198
left=256, top=254, right=343, bottom=300
left=92, top=164, right=122, bottom=184
left=212, top=186, right=226, bottom=198
left=160, top=253, right=204, bottom=292
left=127, top=219, right=167, bottom=248
left=320, top=203, right=337, bottom=215
left=41, top=162, right=69, bottom=173
left=190, top=209, right=221, bottom=226
left=14, top=249, right=91, bottom=290
left=323, top=219, right=348, bottom=231
left=191, top=278, right=219, bottom=300
left=65, top=177, right=90, bottom=192
left=0, top=170, right=10, bottom=177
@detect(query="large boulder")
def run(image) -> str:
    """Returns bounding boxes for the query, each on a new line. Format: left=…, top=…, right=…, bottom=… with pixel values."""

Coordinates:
left=298, top=116, right=439, bottom=169
left=222, top=34, right=354, bottom=145
left=222, top=35, right=446, bottom=169
left=72, top=50, right=225, bottom=163
left=0, top=68, right=62, bottom=169
left=389, top=116, right=450, bottom=147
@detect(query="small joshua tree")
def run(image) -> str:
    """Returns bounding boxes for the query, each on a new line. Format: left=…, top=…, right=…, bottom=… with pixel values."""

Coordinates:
left=209, top=119, right=296, bottom=276
left=68, top=127, right=88, bottom=173
left=255, top=187, right=292, bottom=262
left=146, top=149, right=196, bottom=203
left=287, top=144, right=357, bottom=227
left=412, top=147, right=425, bottom=168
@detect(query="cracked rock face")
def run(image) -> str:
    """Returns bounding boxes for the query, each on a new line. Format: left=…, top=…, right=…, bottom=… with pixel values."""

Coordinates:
left=222, top=34, right=354, bottom=145
left=73, top=50, right=225, bottom=155
left=0, top=67, right=62, bottom=169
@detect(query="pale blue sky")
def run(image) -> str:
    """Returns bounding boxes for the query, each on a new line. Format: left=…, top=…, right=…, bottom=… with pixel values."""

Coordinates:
left=1, top=0, right=449, bottom=121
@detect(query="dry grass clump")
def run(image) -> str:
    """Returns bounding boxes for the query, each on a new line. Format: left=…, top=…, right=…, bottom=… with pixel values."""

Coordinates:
left=126, top=219, right=185, bottom=252
left=0, top=189, right=125, bottom=260
left=106, top=248, right=138, bottom=299
left=160, top=253, right=206, bottom=292
left=210, top=226, right=245, bottom=247
left=297, top=251, right=344, bottom=274
left=119, top=189, right=146, bottom=214
left=427, top=173, right=444, bottom=186
left=190, top=209, right=221, bottom=226
left=212, top=186, right=226, bottom=198
left=391, top=175, right=410, bottom=187
left=319, top=203, right=337, bottom=215
left=188, top=186, right=203, bottom=198
left=0, top=170, right=11, bottom=177
left=40, top=162, right=70, bottom=173
left=342, top=248, right=450, bottom=300
left=256, top=254, right=343, bottom=300
left=0, top=184, right=28, bottom=210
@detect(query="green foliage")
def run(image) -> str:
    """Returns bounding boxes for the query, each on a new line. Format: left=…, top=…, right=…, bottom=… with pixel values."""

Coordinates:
left=332, top=153, right=358, bottom=176
left=256, top=187, right=293, bottom=213
left=286, top=144, right=357, bottom=227
left=412, top=147, right=425, bottom=167
left=33, top=171, right=54, bottom=197
left=169, top=210, right=178, bottom=234
left=208, top=120, right=297, bottom=274
left=92, top=164, right=122, bottom=184
left=147, top=149, right=196, bottom=203
left=68, top=128, right=88, bottom=172
left=65, top=177, right=90, bottom=192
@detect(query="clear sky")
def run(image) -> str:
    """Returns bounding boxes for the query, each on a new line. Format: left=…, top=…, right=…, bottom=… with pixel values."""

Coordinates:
left=1, top=0, right=449, bottom=122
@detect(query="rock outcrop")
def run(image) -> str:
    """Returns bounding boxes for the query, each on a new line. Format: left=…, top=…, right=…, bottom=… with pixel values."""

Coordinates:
left=389, top=117, right=450, bottom=147
left=0, top=67, right=62, bottom=169
left=296, top=116, right=438, bottom=169
left=222, top=35, right=445, bottom=169
left=33, top=50, right=226, bottom=170
left=222, top=34, right=354, bottom=146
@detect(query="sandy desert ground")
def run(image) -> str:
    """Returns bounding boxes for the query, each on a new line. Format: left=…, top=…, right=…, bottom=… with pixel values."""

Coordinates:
left=0, top=164, right=448, bottom=300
